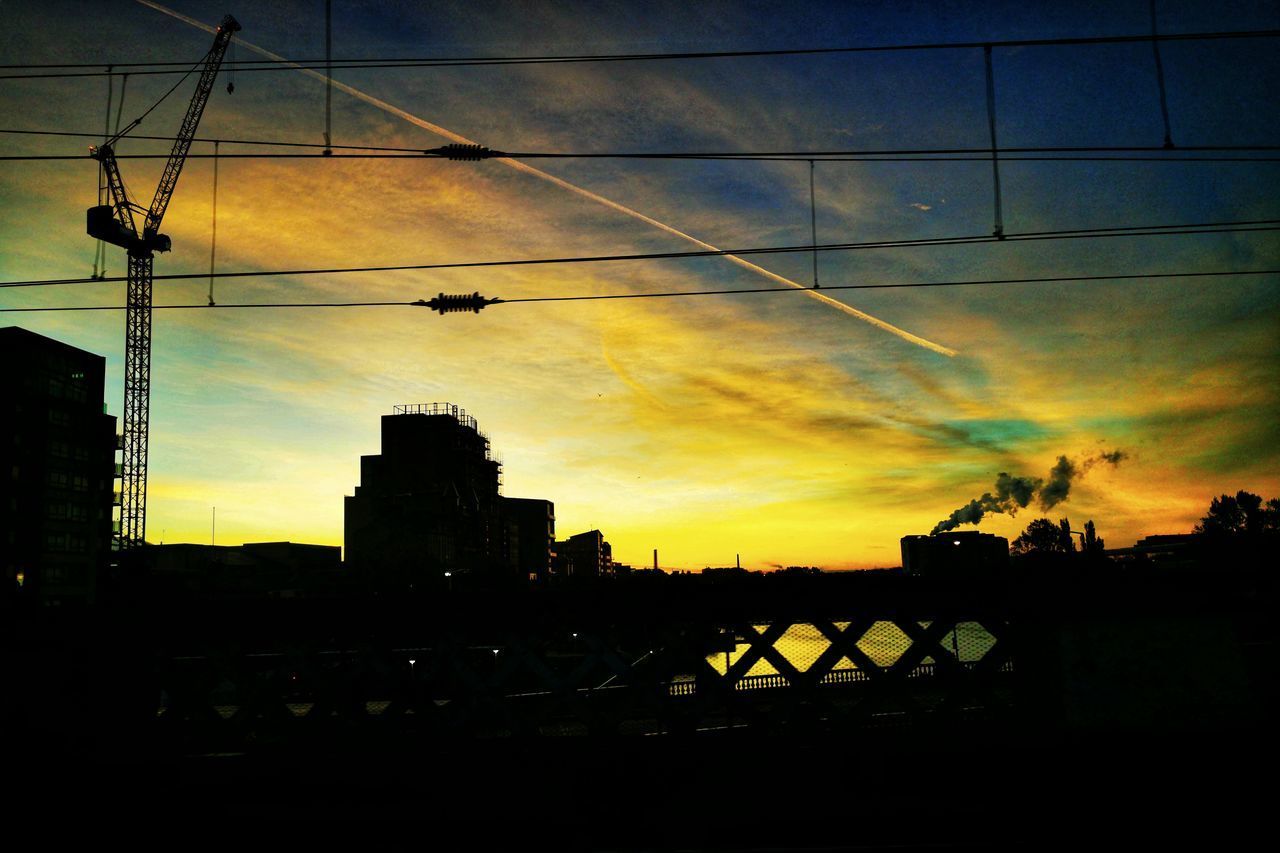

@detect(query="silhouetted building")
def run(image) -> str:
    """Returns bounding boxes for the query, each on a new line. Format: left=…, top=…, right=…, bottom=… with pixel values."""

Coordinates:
left=345, top=404, right=505, bottom=589
left=900, top=531, right=1009, bottom=578
left=554, top=529, right=610, bottom=579
left=501, top=497, right=555, bottom=582
left=1, top=327, right=118, bottom=604
left=1105, top=532, right=1205, bottom=569
left=144, top=541, right=342, bottom=599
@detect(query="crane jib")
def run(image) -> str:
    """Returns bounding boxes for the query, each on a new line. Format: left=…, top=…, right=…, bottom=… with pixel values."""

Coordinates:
left=86, top=13, right=241, bottom=550
left=145, top=15, right=241, bottom=236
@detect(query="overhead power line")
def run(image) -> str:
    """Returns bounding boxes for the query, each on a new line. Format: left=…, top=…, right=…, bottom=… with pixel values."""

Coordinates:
left=2, top=268, right=1274, bottom=313
left=2, top=219, right=1277, bottom=290
left=2, top=27, right=1277, bottom=79
left=3, top=149, right=1279, bottom=163
left=2, top=128, right=1278, bottom=162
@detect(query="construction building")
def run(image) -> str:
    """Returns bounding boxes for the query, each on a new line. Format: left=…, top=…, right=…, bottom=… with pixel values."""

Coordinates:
left=1, top=327, right=118, bottom=604
left=345, top=403, right=554, bottom=589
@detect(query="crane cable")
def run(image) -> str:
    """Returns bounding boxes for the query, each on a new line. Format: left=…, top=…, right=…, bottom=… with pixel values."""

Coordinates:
left=104, top=48, right=208, bottom=149
left=92, top=67, right=112, bottom=280
left=91, top=69, right=133, bottom=280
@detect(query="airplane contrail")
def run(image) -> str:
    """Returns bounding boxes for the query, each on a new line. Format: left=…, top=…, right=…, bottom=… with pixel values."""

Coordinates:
left=137, top=0, right=958, bottom=357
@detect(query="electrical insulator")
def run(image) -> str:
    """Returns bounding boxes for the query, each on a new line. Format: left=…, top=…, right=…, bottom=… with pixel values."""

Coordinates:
left=426, top=143, right=498, bottom=161
left=416, top=292, right=499, bottom=315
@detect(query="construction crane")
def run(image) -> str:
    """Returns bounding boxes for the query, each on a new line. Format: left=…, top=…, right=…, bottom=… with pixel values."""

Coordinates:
left=87, top=14, right=241, bottom=549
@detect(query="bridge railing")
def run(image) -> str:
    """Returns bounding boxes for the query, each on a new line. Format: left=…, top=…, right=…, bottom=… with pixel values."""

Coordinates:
left=135, top=605, right=1020, bottom=750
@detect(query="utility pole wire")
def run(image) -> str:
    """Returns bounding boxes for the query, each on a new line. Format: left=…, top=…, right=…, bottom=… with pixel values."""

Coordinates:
left=984, top=45, right=1004, bottom=239
left=1150, top=0, right=1176, bottom=148
left=139, top=1, right=954, bottom=360
left=808, top=162, right=820, bottom=288
left=2, top=268, right=1275, bottom=314
left=2, top=27, right=1276, bottom=78
left=9, top=151, right=1278, bottom=164
left=3, top=220, right=1277, bottom=290
left=4, top=127, right=1279, bottom=160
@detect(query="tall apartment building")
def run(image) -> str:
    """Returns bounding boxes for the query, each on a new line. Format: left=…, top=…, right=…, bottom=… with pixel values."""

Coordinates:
left=1, top=327, right=118, bottom=604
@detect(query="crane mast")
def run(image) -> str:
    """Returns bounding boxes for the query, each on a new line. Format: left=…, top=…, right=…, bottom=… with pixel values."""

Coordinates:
left=88, top=14, right=241, bottom=549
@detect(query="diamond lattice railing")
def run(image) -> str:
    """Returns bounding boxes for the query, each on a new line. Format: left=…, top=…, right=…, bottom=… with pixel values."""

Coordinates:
left=145, top=597, right=1018, bottom=746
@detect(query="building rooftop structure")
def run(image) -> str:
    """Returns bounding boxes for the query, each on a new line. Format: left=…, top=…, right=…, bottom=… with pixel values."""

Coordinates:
left=900, top=530, right=1010, bottom=578
left=346, top=403, right=558, bottom=590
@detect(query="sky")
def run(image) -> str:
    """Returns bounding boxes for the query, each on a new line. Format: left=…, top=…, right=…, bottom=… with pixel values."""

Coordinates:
left=1, top=0, right=1277, bottom=569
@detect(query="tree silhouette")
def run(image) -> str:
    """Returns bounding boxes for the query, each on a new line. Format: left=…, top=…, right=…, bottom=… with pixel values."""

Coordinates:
left=1193, top=491, right=1280, bottom=536
left=1011, top=517, right=1076, bottom=555
left=1082, top=520, right=1105, bottom=554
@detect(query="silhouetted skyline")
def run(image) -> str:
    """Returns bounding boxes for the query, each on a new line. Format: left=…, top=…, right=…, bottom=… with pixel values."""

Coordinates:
left=0, top=1, right=1276, bottom=569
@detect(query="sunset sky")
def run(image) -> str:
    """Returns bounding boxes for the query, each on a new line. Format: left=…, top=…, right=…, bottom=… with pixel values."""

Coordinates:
left=2, top=0, right=1277, bottom=568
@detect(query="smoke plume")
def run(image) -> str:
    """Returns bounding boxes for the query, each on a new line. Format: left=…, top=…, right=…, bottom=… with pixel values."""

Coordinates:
left=930, top=450, right=1125, bottom=534
left=1083, top=449, right=1129, bottom=470
left=1038, top=456, right=1076, bottom=509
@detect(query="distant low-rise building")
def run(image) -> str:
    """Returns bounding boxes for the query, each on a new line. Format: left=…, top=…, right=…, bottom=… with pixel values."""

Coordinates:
left=145, top=541, right=342, bottom=598
left=1105, top=532, right=1204, bottom=569
left=554, top=529, right=611, bottom=580
left=501, top=496, right=555, bottom=582
left=1, top=327, right=118, bottom=604
left=900, top=531, right=1009, bottom=578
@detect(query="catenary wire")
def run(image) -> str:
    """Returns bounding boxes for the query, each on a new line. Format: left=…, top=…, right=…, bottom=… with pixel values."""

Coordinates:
left=1, top=268, right=1274, bottom=313
left=2, top=220, right=1277, bottom=290
left=5, top=128, right=1280, bottom=162
left=2, top=144, right=1279, bottom=163
left=1, top=27, right=1277, bottom=78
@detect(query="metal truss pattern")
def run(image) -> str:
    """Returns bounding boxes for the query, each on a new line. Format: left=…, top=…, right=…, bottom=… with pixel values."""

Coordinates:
left=118, top=252, right=153, bottom=548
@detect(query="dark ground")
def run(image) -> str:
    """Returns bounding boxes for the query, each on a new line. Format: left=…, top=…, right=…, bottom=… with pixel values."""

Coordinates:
left=16, top=725, right=1272, bottom=851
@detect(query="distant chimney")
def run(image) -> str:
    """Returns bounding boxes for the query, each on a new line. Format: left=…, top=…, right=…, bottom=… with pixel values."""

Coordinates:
left=653, top=549, right=658, bottom=571
left=736, top=553, right=740, bottom=569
